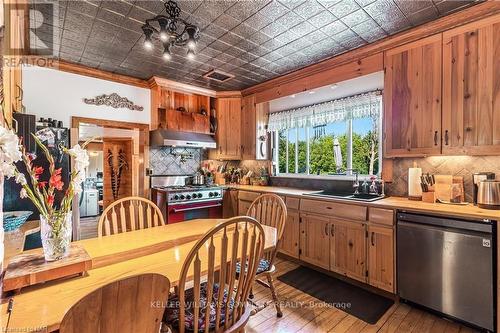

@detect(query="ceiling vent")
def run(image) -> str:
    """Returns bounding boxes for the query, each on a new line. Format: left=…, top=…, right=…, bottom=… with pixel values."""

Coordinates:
left=203, top=69, right=234, bottom=82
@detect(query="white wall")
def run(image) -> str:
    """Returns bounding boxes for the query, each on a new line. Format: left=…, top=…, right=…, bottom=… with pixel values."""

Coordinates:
left=22, top=67, right=150, bottom=127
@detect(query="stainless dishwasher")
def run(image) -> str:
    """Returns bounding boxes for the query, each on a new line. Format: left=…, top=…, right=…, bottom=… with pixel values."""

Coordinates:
left=397, top=212, right=495, bottom=331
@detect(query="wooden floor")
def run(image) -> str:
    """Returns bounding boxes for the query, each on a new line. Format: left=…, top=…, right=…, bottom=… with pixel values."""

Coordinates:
left=247, top=259, right=479, bottom=333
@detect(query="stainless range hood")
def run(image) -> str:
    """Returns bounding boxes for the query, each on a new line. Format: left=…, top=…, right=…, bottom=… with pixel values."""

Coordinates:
left=150, top=129, right=216, bottom=149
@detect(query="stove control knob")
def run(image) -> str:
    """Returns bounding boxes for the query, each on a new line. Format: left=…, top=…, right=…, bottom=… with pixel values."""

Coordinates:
left=173, top=195, right=179, bottom=200
left=213, top=192, right=219, bottom=197
left=196, top=193, right=202, bottom=198
left=209, top=192, right=214, bottom=197
left=179, top=194, right=185, bottom=200
left=186, top=194, right=191, bottom=200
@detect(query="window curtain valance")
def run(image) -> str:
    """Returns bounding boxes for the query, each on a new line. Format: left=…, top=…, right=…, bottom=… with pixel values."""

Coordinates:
left=267, top=91, right=382, bottom=132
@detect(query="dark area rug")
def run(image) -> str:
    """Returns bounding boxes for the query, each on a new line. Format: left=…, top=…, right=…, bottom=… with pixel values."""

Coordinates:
left=277, top=266, right=394, bottom=324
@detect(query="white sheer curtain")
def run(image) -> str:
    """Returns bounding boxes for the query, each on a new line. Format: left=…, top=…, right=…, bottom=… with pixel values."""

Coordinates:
left=267, top=91, right=382, bottom=132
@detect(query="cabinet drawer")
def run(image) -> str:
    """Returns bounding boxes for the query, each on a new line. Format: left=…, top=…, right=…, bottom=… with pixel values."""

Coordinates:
left=300, top=199, right=367, bottom=221
left=285, top=197, right=300, bottom=210
left=238, top=191, right=261, bottom=202
left=369, top=208, right=394, bottom=226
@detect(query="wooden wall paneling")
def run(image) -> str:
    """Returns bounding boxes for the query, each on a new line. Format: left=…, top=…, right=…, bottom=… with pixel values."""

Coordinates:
left=102, top=138, right=133, bottom=208
left=442, top=14, right=500, bottom=155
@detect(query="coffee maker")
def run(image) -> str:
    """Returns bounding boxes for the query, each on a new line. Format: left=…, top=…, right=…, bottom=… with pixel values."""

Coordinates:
left=472, top=172, right=495, bottom=204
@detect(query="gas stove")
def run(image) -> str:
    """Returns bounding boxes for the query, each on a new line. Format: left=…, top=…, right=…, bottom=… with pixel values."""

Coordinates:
left=153, top=185, right=223, bottom=204
left=150, top=176, right=223, bottom=204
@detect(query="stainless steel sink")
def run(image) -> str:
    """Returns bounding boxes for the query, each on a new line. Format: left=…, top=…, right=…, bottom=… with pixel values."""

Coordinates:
left=306, top=191, right=385, bottom=202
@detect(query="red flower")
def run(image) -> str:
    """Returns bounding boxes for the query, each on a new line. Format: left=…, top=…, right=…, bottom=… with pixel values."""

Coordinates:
left=38, top=181, right=47, bottom=188
left=33, top=166, right=44, bottom=180
left=49, top=168, right=64, bottom=191
left=47, top=195, right=54, bottom=206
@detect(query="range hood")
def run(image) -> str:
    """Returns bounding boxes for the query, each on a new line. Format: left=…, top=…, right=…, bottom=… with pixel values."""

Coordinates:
left=150, top=129, right=216, bottom=149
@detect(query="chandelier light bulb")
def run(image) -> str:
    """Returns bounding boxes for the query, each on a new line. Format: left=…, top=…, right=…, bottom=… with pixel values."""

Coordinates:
left=187, top=39, right=196, bottom=50
left=160, top=31, right=168, bottom=42
left=187, top=49, right=195, bottom=60
left=144, top=38, right=153, bottom=50
left=163, top=46, right=172, bottom=60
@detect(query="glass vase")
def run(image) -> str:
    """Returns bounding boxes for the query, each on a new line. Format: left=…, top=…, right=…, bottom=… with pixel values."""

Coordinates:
left=40, top=212, right=72, bottom=261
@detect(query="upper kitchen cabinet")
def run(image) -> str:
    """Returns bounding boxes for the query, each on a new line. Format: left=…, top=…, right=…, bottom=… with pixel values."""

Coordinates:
left=442, top=14, right=500, bottom=155
left=241, top=95, right=270, bottom=160
left=384, top=35, right=442, bottom=157
left=149, top=77, right=211, bottom=134
left=209, top=97, right=242, bottom=160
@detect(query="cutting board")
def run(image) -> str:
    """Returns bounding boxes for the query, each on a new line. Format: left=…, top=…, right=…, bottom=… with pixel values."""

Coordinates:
left=433, top=175, right=465, bottom=202
left=3, top=243, right=92, bottom=292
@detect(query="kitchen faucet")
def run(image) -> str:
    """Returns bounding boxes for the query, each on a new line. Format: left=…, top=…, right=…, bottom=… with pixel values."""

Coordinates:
left=344, top=169, right=360, bottom=194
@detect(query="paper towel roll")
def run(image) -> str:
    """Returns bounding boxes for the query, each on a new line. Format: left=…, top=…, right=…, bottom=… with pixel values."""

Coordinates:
left=408, top=167, right=422, bottom=199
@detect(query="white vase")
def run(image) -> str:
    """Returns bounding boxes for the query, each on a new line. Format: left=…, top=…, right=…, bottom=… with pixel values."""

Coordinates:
left=40, top=212, right=72, bottom=261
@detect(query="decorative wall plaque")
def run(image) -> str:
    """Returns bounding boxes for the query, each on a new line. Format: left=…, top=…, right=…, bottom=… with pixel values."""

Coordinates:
left=83, top=93, right=144, bottom=111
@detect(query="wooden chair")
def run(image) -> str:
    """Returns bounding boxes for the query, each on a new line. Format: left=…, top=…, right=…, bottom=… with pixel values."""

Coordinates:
left=60, top=273, right=170, bottom=333
left=163, top=216, right=265, bottom=333
left=245, top=193, right=287, bottom=317
left=97, top=196, right=165, bottom=237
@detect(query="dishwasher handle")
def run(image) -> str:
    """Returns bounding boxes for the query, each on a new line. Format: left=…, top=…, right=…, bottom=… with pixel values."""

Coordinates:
left=397, top=212, right=493, bottom=234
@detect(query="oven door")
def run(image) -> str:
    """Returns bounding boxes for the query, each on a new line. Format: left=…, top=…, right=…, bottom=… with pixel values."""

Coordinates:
left=167, top=200, right=223, bottom=224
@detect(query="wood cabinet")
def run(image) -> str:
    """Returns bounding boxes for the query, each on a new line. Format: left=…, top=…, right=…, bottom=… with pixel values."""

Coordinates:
left=384, top=35, right=442, bottom=157
left=442, top=15, right=500, bottom=155
left=280, top=210, right=300, bottom=259
left=237, top=190, right=260, bottom=215
left=241, top=95, right=257, bottom=160
left=299, top=214, right=330, bottom=270
left=210, top=97, right=242, bottom=160
left=330, top=219, right=367, bottom=283
left=367, top=225, right=395, bottom=292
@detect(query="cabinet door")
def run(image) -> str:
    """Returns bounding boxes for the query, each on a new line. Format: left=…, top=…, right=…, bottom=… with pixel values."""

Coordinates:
left=384, top=35, right=442, bottom=157
left=241, top=95, right=256, bottom=160
left=279, top=210, right=300, bottom=258
left=367, top=225, right=395, bottom=293
left=299, top=214, right=330, bottom=270
left=238, top=199, right=252, bottom=216
left=442, top=15, right=500, bottom=155
left=215, top=97, right=242, bottom=160
left=330, top=219, right=367, bottom=283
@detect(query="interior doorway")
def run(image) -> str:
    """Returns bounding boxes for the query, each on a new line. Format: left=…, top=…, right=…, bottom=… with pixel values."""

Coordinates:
left=71, top=117, right=149, bottom=240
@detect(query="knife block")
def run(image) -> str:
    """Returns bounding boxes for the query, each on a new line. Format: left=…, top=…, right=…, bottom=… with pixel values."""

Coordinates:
left=422, top=191, right=436, bottom=203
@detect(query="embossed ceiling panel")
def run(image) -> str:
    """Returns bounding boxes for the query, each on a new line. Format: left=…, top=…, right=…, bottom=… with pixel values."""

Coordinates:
left=33, top=0, right=479, bottom=90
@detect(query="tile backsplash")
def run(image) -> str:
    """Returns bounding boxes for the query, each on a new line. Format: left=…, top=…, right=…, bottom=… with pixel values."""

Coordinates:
left=385, top=156, right=500, bottom=202
left=203, top=159, right=271, bottom=175
left=149, top=147, right=202, bottom=175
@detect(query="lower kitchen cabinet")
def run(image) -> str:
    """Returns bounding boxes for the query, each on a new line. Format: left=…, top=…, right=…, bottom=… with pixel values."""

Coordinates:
left=330, top=219, right=367, bottom=283
left=367, top=225, right=395, bottom=293
left=280, top=210, right=300, bottom=258
left=299, top=214, right=330, bottom=270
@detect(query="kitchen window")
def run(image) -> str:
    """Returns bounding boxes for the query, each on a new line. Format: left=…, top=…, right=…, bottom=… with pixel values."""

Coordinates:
left=270, top=91, right=382, bottom=177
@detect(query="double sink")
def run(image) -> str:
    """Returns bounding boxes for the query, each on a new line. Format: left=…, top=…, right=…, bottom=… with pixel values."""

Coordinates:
left=306, top=190, right=385, bottom=202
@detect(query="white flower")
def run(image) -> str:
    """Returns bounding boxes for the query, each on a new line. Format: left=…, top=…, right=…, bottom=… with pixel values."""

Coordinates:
left=20, top=188, right=27, bottom=199
left=67, top=144, right=90, bottom=188
left=15, top=173, right=27, bottom=185
left=0, top=126, right=22, bottom=178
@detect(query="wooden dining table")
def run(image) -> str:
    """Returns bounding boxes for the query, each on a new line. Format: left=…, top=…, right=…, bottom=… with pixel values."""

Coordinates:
left=0, top=218, right=277, bottom=332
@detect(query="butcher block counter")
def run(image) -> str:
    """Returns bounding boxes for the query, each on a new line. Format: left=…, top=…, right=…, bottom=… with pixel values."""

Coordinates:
left=228, top=185, right=500, bottom=221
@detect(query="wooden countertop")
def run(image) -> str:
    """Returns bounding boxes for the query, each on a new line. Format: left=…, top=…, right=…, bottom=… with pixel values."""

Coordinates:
left=226, top=185, right=500, bottom=221
left=1, top=219, right=277, bottom=332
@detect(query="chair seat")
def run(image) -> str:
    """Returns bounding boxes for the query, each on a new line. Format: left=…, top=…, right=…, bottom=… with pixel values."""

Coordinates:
left=235, top=258, right=271, bottom=275
left=164, top=283, right=234, bottom=332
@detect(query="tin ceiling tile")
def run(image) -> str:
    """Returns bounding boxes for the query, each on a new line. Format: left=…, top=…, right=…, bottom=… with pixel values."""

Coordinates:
left=308, top=10, right=337, bottom=28
left=50, top=0, right=478, bottom=90
left=294, top=1, right=328, bottom=20
left=329, top=0, right=361, bottom=18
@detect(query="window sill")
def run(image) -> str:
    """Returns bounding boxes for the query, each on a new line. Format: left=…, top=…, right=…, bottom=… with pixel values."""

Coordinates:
left=271, top=174, right=377, bottom=182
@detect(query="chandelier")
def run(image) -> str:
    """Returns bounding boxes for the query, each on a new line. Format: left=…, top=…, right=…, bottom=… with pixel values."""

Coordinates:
left=141, top=0, right=200, bottom=61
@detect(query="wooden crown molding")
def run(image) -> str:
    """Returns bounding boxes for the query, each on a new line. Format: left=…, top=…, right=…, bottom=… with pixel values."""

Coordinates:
left=215, top=91, right=242, bottom=98
left=53, top=60, right=150, bottom=88
left=242, top=2, right=500, bottom=97
left=149, top=76, right=217, bottom=97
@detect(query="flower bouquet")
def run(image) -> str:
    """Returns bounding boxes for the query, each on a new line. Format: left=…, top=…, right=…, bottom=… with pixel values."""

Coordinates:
left=0, top=125, right=90, bottom=261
